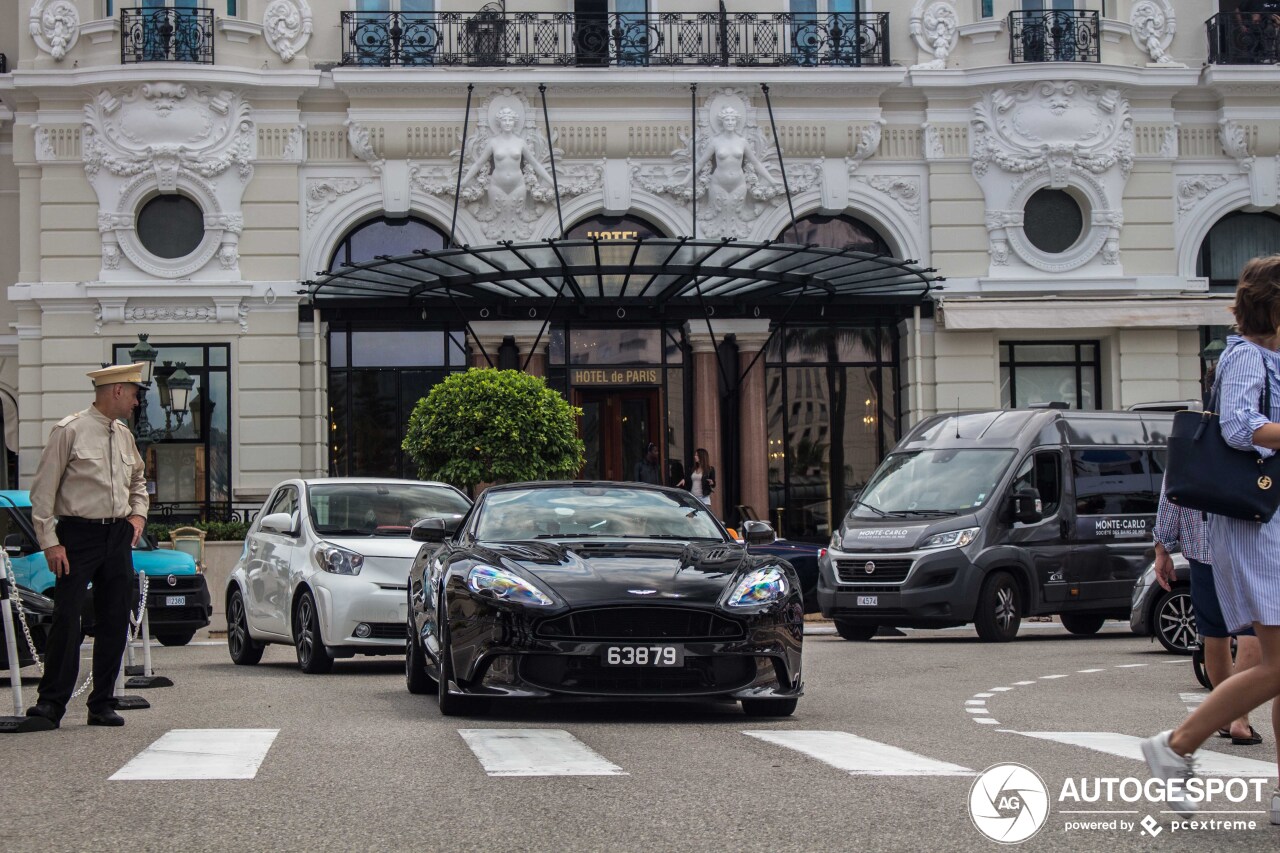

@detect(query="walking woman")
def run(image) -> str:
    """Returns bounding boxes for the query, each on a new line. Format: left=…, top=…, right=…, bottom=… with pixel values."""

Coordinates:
left=1142, top=255, right=1280, bottom=823
left=678, top=448, right=716, bottom=510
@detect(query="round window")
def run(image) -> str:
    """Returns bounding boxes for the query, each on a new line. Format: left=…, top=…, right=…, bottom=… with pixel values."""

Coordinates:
left=1023, top=189, right=1083, bottom=254
left=136, top=195, right=205, bottom=259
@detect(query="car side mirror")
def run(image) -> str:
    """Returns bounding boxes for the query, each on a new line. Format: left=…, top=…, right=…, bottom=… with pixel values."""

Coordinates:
left=411, top=515, right=464, bottom=543
left=259, top=512, right=295, bottom=535
left=742, top=519, right=776, bottom=545
left=1006, top=489, right=1042, bottom=525
left=3, top=533, right=27, bottom=556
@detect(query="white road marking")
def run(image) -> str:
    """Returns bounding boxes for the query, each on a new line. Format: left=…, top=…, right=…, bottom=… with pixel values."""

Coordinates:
left=1077, top=668, right=1106, bottom=673
left=989, top=687, right=1014, bottom=692
left=974, top=719, right=1001, bottom=725
left=965, top=699, right=988, bottom=705
left=974, top=692, right=994, bottom=698
left=110, top=729, right=278, bottom=781
left=1005, top=731, right=1278, bottom=777
left=1040, top=674, right=1068, bottom=680
left=1013, top=680, right=1037, bottom=685
left=1180, top=692, right=1205, bottom=705
left=1114, top=664, right=1147, bottom=668
left=458, top=729, right=627, bottom=777
left=744, top=730, right=975, bottom=776
left=964, top=708, right=988, bottom=714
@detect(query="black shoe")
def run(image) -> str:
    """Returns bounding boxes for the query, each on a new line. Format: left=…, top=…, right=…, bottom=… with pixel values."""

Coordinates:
left=25, top=703, right=61, bottom=729
left=86, top=708, right=125, bottom=727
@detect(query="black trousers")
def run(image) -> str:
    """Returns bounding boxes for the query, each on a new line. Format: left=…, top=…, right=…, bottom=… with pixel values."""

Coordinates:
left=36, top=519, right=135, bottom=717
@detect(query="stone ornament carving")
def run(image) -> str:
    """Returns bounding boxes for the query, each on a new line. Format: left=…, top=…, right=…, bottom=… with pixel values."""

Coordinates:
left=631, top=88, right=819, bottom=239
left=29, top=0, right=80, bottom=61
left=83, top=83, right=256, bottom=280
left=263, top=0, right=312, bottom=63
left=1177, top=175, right=1232, bottom=216
left=1219, top=120, right=1255, bottom=173
left=971, top=81, right=1134, bottom=274
left=858, top=175, right=921, bottom=218
left=1130, top=0, right=1176, bottom=65
left=436, top=89, right=600, bottom=241
left=846, top=120, right=884, bottom=173
left=95, top=302, right=250, bottom=334
left=306, top=178, right=368, bottom=226
left=909, top=0, right=959, bottom=70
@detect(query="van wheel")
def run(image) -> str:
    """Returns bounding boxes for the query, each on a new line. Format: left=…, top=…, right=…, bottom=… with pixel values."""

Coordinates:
left=1059, top=614, right=1106, bottom=636
left=975, top=571, right=1021, bottom=642
left=833, top=620, right=878, bottom=641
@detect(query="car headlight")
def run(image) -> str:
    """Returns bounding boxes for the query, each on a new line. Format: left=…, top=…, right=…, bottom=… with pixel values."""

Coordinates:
left=313, top=541, right=364, bottom=576
left=919, top=527, right=980, bottom=550
left=727, top=567, right=788, bottom=607
left=829, top=530, right=843, bottom=552
left=467, top=565, right=553, bottom=606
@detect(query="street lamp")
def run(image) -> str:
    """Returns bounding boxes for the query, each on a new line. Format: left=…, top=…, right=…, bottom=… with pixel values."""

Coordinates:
left=126, top=333, right=194, bottom=449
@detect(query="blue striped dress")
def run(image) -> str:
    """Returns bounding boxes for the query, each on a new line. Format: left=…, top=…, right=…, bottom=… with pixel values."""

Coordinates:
left=1206, top=335, right=1280, bottom=632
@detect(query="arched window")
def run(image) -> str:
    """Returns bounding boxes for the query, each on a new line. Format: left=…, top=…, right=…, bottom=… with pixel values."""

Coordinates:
left=565, top=213, right=666, bottom=240
left=1196, top=210, right=1280, bottom=291
left=780, top=213, right=892, bottom=255
left=327, top=215, right=448, bottom=272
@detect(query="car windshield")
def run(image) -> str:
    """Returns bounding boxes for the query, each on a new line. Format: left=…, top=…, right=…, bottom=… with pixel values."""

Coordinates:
left=474, top=486, right=726, bottom=542
left=307, top=482, right=471, bottom=537
left=852, top=449, right=1016, bottom=517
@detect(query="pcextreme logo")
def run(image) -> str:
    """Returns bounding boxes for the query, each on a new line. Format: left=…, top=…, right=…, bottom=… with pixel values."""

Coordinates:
left=969, top=763, right=1051, bottom=844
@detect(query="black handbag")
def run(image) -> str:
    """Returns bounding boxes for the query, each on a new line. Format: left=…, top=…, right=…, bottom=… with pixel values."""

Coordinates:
left=1165, top=368, right=1280, bottom=522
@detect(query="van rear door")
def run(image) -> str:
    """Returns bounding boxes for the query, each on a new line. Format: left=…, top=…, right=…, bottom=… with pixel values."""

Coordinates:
left=1066, top=447, right=1158, bottom=609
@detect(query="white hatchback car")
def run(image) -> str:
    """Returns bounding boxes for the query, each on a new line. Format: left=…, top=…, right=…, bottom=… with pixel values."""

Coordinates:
left=226, top=478, right=471, bottom=673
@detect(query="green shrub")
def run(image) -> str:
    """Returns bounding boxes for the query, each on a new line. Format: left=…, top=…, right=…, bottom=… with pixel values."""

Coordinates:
left=146, top=519, right=251, bottom=543
left=402, top=368, right=585, bottom=491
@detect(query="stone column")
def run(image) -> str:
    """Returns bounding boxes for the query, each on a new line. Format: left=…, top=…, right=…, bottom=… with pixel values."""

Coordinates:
left=735, top=324, right=772, bottom=527
left=685, top=325, right=723, bottom=519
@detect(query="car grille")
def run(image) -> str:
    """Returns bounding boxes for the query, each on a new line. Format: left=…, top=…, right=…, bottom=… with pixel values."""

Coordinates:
left=536, top=607, right=744, bottom=641
left=835, top=558, right=913, bottom=584
left=519, top=654, right=756, bottom=695
left=140, top=575, right=206, bottom=594
left=147, top=606, right=207, bottom=624
left=366, top=622, right=406, bottom=639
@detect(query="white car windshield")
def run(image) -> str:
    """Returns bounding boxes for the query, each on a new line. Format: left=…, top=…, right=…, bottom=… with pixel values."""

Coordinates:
left=475, top=486, right=725, bottom=542
left=307, top=483, right=470, bottom=536
left=853, top=449, right=1016, bottom=517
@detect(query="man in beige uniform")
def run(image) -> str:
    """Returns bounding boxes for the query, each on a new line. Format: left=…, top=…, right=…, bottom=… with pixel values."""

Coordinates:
left=25, top=363, right=149, bottom=728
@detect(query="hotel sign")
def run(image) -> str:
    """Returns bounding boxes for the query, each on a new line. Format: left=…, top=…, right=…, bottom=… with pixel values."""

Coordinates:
left=571, top=368, right=660, bottom=386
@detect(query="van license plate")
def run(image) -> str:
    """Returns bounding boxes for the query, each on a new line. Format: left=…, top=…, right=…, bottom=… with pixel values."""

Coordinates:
left=164, top=595, right=186, bottom=607
left=856, top=596, right=877, bottom=606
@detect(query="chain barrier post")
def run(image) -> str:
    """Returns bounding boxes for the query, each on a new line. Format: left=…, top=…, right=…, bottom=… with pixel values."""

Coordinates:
left=125, top=590, right=172, bottom=689
left=0, top=554, right=54, bottom=732
left=113, top=571, right=151, bottom=710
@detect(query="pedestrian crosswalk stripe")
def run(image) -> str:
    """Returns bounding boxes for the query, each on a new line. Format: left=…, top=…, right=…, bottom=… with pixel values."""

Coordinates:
left=1005, top=731, right=1278, bottom=777
left=110, top=729, right=278, bottom=781
left=744, top=730, right=975, bottom=776
left=458, top=729, right=627, bottom=777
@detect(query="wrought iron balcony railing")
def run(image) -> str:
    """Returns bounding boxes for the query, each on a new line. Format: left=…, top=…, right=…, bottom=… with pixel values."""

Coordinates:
left=1207, top=11, right=1280, bottom=64
left=1008, top=9, right=1099, bottom=63
left=148, top=500, right=261, bottom=525
left=339, top=10, right=889, bottom=68
left=121, top=7, right=215, bottom=64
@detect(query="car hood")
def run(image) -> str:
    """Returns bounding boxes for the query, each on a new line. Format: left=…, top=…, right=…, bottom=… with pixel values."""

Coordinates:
left=133, top=550, right=198, bottom=576
left=478, top=539, right=755, bottom=606
left=318, top=536, right=424, bottom=560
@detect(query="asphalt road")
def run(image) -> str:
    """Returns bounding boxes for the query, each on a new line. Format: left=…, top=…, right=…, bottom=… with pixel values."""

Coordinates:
left=1, top=623, right=1276, bottom=853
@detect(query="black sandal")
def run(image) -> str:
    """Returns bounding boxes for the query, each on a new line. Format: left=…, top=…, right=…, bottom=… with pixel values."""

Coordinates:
left=1217, top=728, right=1232, bottom=738
left=1231, top=725, right=1264, bottom=746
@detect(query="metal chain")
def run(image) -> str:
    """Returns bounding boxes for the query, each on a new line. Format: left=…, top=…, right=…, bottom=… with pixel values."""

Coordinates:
left=5, top=555, right=151, bottom=700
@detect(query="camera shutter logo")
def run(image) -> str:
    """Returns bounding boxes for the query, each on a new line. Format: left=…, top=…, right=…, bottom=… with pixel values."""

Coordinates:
left=968, top=763, right=1050, bottom=844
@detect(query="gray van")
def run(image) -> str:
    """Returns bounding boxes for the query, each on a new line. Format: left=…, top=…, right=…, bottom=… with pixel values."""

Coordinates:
left=817, top=409, right=1173, bottom=642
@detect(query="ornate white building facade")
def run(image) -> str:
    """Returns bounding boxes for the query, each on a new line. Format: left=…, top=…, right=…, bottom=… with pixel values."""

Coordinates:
left=0, top=0, right=1269, bottom=537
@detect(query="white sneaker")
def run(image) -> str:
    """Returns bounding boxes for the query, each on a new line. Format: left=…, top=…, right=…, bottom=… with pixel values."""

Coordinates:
left=1140, top=730, right=1200, bottom=816
left=1270, top=789, right=1279, bottom=826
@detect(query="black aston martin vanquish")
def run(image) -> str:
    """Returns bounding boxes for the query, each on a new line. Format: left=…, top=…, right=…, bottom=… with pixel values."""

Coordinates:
left=405, top=482, right=804, bottom=717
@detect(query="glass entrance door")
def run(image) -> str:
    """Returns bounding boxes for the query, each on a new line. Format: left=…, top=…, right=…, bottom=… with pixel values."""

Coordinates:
left=577, top=389, right=660, bottom=482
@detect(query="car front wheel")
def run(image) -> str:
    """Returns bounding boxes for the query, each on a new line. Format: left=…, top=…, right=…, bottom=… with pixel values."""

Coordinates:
left=1059, top=614, right=1106, bottom=636
left=294, top=590, right=335, bottom=674
left=833, top=620, right=878, bottom=641
left=1154, top=587, right=1196, bottom=655
left=406, top=610, right=435, bottom=695
left=154, top=629, right=196, bottom=647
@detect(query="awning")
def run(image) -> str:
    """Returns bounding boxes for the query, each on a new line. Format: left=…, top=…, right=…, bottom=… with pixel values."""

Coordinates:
left=304, top=238, right=941, bottom=310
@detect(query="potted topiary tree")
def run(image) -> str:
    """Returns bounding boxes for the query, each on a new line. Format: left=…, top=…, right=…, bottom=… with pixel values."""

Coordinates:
left=402, top=368, right=585, bottom=492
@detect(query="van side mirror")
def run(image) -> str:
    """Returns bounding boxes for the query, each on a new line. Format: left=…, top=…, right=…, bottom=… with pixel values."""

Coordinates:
left=411, top=515, right=463, bottom=543
left=1006, top=489, right=1042, bottom=524
left=742, top=519, right=776, bottom=545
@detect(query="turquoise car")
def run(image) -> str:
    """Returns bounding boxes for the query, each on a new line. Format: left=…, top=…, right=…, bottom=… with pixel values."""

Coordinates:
left=0, top=490, right=212, bottom=646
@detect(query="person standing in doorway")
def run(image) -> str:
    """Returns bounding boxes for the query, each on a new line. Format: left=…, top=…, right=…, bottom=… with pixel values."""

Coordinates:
left=25, top=362, right=149, bottom=729
left=679, top=448, right=716, bottom=510
left=633, top=441, right=662, bottom=486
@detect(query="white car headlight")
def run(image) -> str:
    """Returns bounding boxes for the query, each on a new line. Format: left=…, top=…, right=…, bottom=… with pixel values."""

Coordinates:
left=467, top=565, right=553, bottom=606
left=313, top=541, right=364, bottom=576
left=727, top=567, right=788, bottom=607
left=919, top=527, right=980, bottom=550
left=829, top=530, right=843, bottom=552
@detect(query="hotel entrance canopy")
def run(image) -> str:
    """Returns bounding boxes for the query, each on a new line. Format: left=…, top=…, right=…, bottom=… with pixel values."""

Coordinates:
left=305, top=237, right=941, bottom=313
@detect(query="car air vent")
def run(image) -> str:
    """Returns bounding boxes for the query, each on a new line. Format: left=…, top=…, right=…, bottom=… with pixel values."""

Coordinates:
left=536, top=607, right=744, bottom=641
left=835, top=558, right=912, bottom=583
left=520, top=655, right=755, bottom=695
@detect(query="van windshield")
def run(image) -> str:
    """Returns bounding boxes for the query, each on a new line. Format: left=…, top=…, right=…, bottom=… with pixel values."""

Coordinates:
left=853, top=449, right=1016, bottom=517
